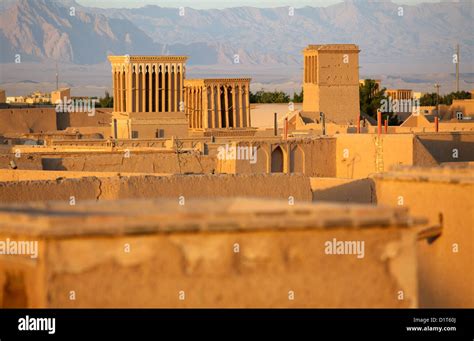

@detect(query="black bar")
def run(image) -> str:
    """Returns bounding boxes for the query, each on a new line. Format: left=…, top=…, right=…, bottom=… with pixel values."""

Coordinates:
left=0, top=309, right=472, bottom=340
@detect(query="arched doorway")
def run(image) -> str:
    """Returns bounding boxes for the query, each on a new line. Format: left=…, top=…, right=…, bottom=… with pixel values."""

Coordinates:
left=271, top=146, right=284, bottom=173
left=290, top=146, right=305, bottom=173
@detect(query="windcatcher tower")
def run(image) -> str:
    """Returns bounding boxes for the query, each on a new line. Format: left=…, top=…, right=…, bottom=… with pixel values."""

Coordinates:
left=302, top=44, right=360, bottom=125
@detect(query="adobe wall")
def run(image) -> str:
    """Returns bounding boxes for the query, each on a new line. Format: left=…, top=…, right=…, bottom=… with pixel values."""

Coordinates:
left=0, top=174, right=313, bottom=203
left=0, top=150, right=216, bottom=174
left=56, top=110, right=111, bottom=130
left=0, top=169, right=152, bottom=182
left=335, top=134, right=414, bottom=179
left=0, top=152, right=43, bottom=170
left=40, top=152, right=216, bottom=174
left=415, top=132, right=474, bottom=163
left=0, top=108, right=57, bottom=134
left=310, top=177, right=375, bottom=203
left=215, top=138, right=337, bottom=177
left=0, top=198, right=421, bottom=308
left=374, top=166, right=473, bottom=307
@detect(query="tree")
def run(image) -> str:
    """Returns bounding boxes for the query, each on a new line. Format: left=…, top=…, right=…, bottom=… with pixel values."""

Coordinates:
left=292, top=89, right=303, bottom=103
left=419, top=92, right=438, bottom=106
left=443, top=91, right=471, bottom=105
left=359, top=80, right=399, bottom=125
left=249, top=90, right=290, bottom=103
left=360, top=80, right=386, bottom=117
left=98, top=91, right=113, bottom=108
left=420, top=90, right=471, bottom=106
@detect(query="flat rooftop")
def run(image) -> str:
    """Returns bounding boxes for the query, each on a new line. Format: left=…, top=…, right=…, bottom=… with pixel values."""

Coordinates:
left=0, top=198, right=425, bottom=238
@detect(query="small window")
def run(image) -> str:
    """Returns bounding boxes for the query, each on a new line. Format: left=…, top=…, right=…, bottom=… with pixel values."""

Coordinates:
left=456, top=111, right=463, bottom=120
left=131, top=131, right=139, bottom=139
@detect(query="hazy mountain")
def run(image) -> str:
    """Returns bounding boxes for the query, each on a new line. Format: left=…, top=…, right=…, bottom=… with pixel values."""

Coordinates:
left=0, top=0, right=222, bottom=64
left=90, top=0, right=474, bottom=65
left=0, top=0, right=472, bottom=67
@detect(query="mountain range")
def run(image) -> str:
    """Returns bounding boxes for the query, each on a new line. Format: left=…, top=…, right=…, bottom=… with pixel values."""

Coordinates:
left=0, top=0, right=472, bottom=67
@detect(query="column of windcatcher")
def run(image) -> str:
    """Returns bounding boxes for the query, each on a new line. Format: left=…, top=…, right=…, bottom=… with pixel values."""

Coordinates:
left=108, top=55, right=188, bottom=139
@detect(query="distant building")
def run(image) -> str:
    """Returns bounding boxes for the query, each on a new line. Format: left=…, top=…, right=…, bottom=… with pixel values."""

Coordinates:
left=6, top=96, right=25, bottom=104
left=385, top=89, right=417, bottom=121
left=302, top=44, right=360, bottom=125
left=108, top=55, right=188, bottom=139
left=6, top=91, right=50, bottom=104
left=0, top=89, right=5, bottom=103
left=108, top=55, right=255, bottom=139
left=51, top=88, right=71, bottom=104
left=450, top=99, right=474, bottom=119
left=184, top=78, right=253, bottom=136
left=25, top=91, right=50, bottom=104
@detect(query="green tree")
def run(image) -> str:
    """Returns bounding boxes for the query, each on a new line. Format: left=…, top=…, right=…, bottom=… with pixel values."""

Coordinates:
left=292, top=89, right=303, bottom=103
left=420, top=90, right=470, bottom=106
left=98, top=91, right=113, bottom=108
left=443, top=91, right=471, bottom=105
left=359, top=80, right=399, bottom=125
left=419, top=92, right=438, bottom=106
left=359, top=80, right=386, bottom=117
left=249, top=90, right=290, bottom=103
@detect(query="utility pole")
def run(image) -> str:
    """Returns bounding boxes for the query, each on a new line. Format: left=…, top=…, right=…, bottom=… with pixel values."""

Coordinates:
left=434, top=84, right=441, bottom=118
left=455, top=44, right=460, bottom=93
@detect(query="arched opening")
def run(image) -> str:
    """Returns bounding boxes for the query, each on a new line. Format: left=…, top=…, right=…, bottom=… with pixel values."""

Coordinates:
left=121, top=70, right=126, bottom=111
left=170, top=65, right=175, bottom=112
left=271, top=146, right=284, bottom=173
left=151, top=66, right=156, bottom=112
left=241, top=86, right=247, bottom=127
left=213, top=86, right=219, bottom=128
left=145, top=66, right=150, bottom=112
left=164, top=67, right=169, bottom=112
left=220, top=86, right=226, bottom=128
left=177, top=68, right=181, bottom=111
left=138, top=67, right=143, bottom=112
left=158, top=66, right=163, bottom=112
left=132, top=67, right=136, bottom=112
left=227, top=86, right=233, bottom=128
left=290, top=146, right=305, bottom=173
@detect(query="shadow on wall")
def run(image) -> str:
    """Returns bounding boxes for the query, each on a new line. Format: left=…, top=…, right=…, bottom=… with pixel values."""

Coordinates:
left=311, top=178, right=375, bottom=203
left=56, top=112, right=71, bottom=130
left=41, top=158, right=67, bottom=170
left=416, top=133, right=474, bottom=163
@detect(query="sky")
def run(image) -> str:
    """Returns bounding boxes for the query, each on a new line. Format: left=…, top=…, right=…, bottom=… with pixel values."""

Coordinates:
left=75, top=0, right=445, bottom=9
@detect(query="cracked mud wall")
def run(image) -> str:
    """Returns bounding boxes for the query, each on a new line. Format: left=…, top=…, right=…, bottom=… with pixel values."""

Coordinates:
left=0, top=227, right=418, bottom=308
left=0, top=174, right=313, bottom=203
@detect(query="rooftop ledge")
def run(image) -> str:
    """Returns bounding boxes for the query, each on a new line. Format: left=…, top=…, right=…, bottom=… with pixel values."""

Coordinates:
left=374, top=164, right=474, bottom=184
left=0, top=198, right=426, bottom=238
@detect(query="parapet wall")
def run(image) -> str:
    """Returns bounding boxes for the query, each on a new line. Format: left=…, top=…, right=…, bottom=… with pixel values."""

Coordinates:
left=0, top=198, right=422, bottom=308
left=0, top=108, right=56, bottom=134
left=310, top=177, right=375, bottom=203
left=335, top=134, right=415, bottom=178
left=374, top=165, right=474, bottom=308
left=0, top=174, right=313, bottom=203
left=415, top=132, right=474, bottom=163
